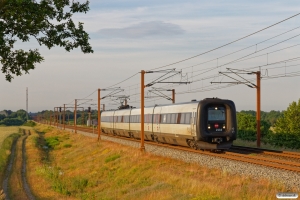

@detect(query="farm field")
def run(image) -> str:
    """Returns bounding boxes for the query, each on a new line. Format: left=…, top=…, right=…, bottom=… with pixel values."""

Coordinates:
left=0, top=127, right=19, bottom=147
left=23, top=124, right=292, bottom=200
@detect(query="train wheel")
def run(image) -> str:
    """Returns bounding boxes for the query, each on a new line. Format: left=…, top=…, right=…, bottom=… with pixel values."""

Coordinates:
left=187, top=140, right=198, bottom=150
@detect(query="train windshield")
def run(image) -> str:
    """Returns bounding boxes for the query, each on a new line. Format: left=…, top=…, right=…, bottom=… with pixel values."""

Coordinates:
left=208, top=107, right=225, bottom=121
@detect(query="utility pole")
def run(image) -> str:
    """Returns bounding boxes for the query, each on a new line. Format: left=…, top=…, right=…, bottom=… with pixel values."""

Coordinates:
left=147, top=88, right=175, bottom=104
left=256, top=71, right=261, bottom=147
left=26, top=87, right=28, bottom=120
left=141, top=70, right=145, bottom=152
left=172, top=89, right=175, bottom=104
left=63, top=104, right=66, bottom=130
left=98, top=89, right=101, bottom=140
left=211, top=68, right=262, bottom=147
left=141, top=69, right=189, bottom=152
left=74, top=99, right=77, bottom=133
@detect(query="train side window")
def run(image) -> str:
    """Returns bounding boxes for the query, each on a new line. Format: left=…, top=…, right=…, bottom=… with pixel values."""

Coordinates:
left=154, top=114, right=160, bottom=124
left=161, top=114, right=167, bottom=124
left=180, top=113, right=185, bottom=124
left=177, top=113, right=181, bottom=124
left=171, top=113, right=176, bottom=124
left=166, top=114, right=171, bottom=123
left=185, top=113, right=191, bottom=124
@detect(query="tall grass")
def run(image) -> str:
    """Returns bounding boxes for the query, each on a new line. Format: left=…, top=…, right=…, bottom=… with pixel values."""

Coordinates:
left=0, top=127, right=20, bottom=194
left=0, top=190, right=5, bottom=200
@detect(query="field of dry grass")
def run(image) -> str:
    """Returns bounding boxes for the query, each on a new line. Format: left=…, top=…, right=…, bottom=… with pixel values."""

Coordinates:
left=23, top=124, right=292, bottom=200
left=0, top=127, right=19, bottom=147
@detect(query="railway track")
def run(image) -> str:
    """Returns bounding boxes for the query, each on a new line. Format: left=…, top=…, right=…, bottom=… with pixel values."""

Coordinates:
left=49, top=123, right=300, bottom=173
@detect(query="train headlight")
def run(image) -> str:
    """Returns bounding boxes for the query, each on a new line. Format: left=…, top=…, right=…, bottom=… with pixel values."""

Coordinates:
left=223, top=124, right=225, bottom=129
left=215, top=107, right=218, bottom=110
left=208, top=124, right=211, bottom=129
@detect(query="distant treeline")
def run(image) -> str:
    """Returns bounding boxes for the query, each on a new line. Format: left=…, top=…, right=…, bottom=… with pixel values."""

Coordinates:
left=34, top=109, right=98, bottom=125
left=237, top=99, right=300, bottom=149
left=0, top=109, right=29, bottom=126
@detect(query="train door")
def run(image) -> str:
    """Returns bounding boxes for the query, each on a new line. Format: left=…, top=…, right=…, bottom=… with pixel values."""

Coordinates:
left=112, top=111, right=116, bottom=133
left=153, top=107, right=162, bottom=135
left=191, top=112, right=196, bottom=136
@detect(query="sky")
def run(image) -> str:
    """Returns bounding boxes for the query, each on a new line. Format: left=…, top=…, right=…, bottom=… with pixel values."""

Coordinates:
left=1, top=0, right=300, bottom=112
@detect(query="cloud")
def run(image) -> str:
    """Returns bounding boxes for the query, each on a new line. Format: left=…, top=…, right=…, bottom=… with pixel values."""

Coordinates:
left=96, top=21, right=185, bottom=38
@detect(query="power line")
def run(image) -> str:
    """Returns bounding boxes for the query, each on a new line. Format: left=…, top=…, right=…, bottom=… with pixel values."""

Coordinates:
left=150, top=12, right=300, bottom=70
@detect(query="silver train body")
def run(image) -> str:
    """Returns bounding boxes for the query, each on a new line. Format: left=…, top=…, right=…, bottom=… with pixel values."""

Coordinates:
left=100, top=98, right=237, bottom=150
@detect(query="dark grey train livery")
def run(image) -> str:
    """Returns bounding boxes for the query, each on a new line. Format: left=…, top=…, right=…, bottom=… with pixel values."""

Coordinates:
left=101, top=98, right=237, bottom=150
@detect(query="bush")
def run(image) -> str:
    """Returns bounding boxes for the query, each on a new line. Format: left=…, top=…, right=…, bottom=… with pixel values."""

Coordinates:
left=0, top=118, right=24, bottom=126
left=45, top=137, right=60, bottom=148
left=23, top=120, right=36, bottom=127
left=266, top=132, right=300, bottom=149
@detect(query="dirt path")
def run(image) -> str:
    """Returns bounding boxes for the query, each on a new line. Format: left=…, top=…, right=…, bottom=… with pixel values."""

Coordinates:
left=2, top=137, right=17, bottom=200
left=2, top=130, right=35, bottom=200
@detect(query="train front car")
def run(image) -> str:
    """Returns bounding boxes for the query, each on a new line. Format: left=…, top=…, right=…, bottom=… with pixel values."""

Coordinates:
left=196, top=98, right=237, bottom=150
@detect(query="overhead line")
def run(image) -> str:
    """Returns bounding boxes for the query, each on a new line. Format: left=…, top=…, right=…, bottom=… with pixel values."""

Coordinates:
left=150, top=12, right=300, bottom=70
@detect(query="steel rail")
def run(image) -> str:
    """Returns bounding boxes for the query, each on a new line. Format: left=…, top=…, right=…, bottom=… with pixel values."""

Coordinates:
left=231, top=145, right=300, bottom=159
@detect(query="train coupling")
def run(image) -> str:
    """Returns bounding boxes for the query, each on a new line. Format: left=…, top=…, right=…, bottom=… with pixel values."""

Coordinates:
left=212, top=137, right=223, bottom=143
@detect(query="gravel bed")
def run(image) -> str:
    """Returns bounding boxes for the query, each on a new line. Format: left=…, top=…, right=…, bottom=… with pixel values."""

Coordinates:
left=69, top=129, right=300, bottom=191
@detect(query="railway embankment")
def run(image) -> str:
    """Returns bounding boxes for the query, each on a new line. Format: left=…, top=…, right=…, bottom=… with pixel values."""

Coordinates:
left=22, top=123, right=296, bottom=199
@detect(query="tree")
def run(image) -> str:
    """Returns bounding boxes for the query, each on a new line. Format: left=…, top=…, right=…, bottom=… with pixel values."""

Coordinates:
left=0, top=0, right=93, bottom=81
left=274, top=99, right=300, bottom=134
left=237, top=112, right=271, bottom=141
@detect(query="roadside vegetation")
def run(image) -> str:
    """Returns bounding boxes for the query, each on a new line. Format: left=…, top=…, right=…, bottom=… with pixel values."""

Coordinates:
left=23, top=124, right=289, bottom=200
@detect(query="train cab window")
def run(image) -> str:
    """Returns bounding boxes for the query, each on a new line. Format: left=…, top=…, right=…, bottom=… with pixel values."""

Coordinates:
left=207, top=106, right=226, bottom=132
left=208, top=107, right=225, bottom=121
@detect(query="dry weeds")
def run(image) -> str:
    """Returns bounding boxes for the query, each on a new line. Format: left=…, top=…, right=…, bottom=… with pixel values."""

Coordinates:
left=0, top=127, right=19, bottom=147
left=25, top=124, right=291, bottom=200
left=0, top=190, right=5, bottom=200
left=8, top=134, right=29, bottom=200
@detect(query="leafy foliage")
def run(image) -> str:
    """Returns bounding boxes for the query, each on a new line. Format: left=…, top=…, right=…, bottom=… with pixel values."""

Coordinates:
left=45, top=136, right=60, bottom=148
left=266, top=132, right=300, bottom=149
left=274, top=99, right=300, bottom=134
left=23, top=120, right=36, bottom=127
left=236, top=112, right=271, bottom=141
left=0, top=109, right=29, bottom=126
left=0, top=0, right=93, bottom=81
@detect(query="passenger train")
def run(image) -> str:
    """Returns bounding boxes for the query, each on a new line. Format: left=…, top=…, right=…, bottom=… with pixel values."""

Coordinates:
left=100, top=98, right=237, bottom=150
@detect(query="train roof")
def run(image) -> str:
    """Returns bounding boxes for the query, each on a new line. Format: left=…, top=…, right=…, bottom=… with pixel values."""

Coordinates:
left=103, top=98, right=228, bottom=112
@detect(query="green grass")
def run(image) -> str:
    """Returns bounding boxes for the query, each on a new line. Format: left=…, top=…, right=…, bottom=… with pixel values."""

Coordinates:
left=105, top=154, right=121, bottom=163
left=45, top=136, right=60, bottom=148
